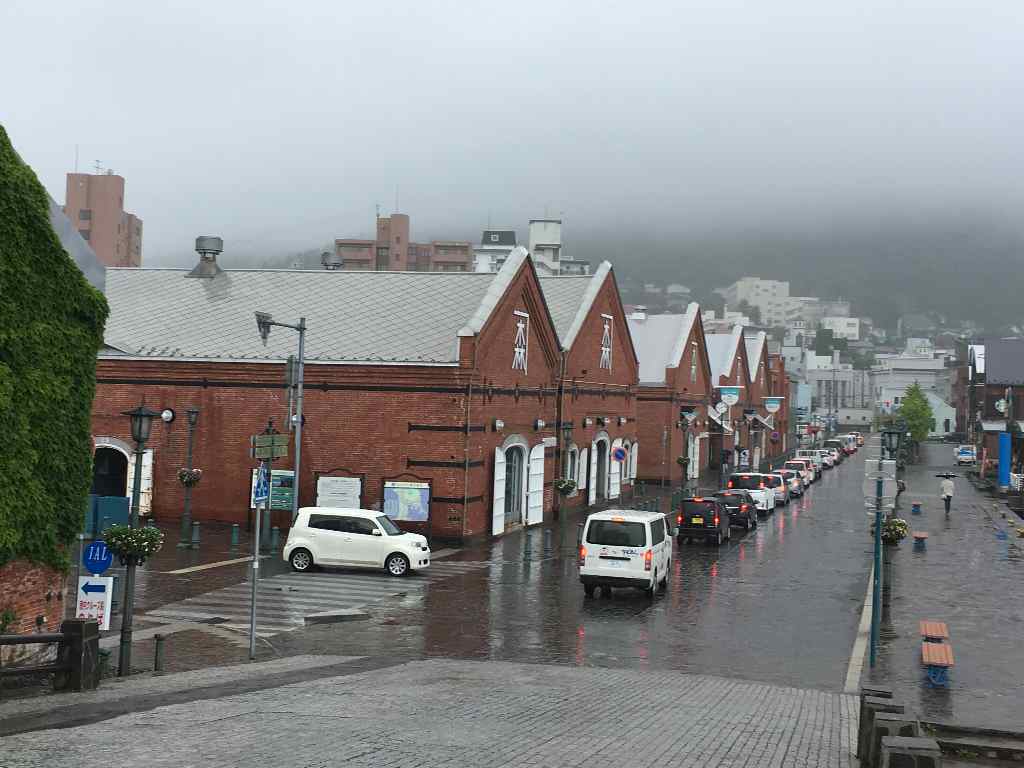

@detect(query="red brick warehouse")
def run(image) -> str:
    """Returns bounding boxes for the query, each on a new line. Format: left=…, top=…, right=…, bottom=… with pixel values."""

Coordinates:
left=91, top=248, right=570, bottom=542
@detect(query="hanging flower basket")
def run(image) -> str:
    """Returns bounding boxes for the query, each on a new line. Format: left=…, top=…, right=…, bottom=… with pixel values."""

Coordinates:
left=881, top=517, right=909, bottom=545
left=554, top=478, right=577, bottom=495
left=177, top=468, right=203, bottom=487
left=676, top=456, right=688, bottom=466
left=103, top=524, right=165, bottom=566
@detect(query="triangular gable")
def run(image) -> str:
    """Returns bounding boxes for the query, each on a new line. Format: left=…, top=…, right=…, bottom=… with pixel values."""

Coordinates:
left=665, top=303, right=712, bottom=394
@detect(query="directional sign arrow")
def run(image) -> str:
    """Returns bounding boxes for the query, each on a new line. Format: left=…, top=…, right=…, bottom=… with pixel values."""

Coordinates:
left=81, top=581, right=107, bottom=595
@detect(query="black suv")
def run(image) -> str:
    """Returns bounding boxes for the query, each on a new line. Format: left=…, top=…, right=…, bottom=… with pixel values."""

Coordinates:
left=676, top=497, right=731, bottom=546
left=715, top=489, right=758, bottom=530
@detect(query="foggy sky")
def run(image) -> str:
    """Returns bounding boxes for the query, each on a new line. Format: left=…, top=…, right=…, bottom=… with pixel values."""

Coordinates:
left=4, top=0, right=1023, bottom=267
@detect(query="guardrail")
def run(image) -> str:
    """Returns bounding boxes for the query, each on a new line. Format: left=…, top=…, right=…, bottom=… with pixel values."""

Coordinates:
left=0, top=619, right=100, bottom=696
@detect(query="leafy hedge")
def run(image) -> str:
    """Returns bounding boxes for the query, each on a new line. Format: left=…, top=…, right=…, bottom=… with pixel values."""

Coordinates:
left=0, top=125, right=108, bottom=570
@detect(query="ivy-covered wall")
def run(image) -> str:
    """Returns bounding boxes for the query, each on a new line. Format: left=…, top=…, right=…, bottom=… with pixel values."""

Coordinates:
left=0, top=125, right=108, bottom=570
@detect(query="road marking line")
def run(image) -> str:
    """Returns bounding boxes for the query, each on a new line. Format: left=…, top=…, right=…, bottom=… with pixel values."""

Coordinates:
left=163, top=556, right=261, bottom=575
left=844, top=568, right=875, bottom=694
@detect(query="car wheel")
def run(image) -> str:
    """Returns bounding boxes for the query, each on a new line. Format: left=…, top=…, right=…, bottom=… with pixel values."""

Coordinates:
left=751, top=514, right=758, bottom=529
left=660, top=568, right=669, bottom=591
left=714, top=531, right=722, bottom=546
left=385, top=553, right=410, bottom=577
left=289, top=548, right=314, bottom=572
left=644, top=580, right=655, bottom=598
left=744, top=517, right=751, bottom=531
left=584, top=584, right=596, bottom=598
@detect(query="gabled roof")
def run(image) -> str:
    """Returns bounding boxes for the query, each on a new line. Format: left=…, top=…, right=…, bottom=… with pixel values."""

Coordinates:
left=705, top=325, right=745, bottom=380
left=103, top=248, right=531, bottom=364
left=626, top=303, right=700, bottom=385
left=744, top=332, right=767, bottom=371
left=983, top=339, right=1024, bottom=385
left=538, top=261, right=612, bottom=348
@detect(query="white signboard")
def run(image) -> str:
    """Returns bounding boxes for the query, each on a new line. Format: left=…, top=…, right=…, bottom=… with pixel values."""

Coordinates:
left=719, top=386, right=741, bottom=406
left=76, top=576, right=113, bottom=631
left=316, top=475, right=362, bottom=508
left=862, top=477, right=899, bottom=502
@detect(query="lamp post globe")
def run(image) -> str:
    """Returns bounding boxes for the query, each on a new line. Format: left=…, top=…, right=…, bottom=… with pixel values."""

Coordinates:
left=123, top=404, right=160, bottom=444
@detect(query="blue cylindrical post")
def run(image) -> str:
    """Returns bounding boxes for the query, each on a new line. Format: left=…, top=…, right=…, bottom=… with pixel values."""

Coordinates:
left=999, top=432, right=1011, bottom=490
left=230, top=523, right=240, bottom=548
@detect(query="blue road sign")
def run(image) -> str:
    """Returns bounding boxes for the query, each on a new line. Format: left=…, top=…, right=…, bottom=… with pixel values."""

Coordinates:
left=83, top=540, right=114, bottom=575
left=81, top=581, right=107, bottom=594
left=254, top=464, right=270, bottom=504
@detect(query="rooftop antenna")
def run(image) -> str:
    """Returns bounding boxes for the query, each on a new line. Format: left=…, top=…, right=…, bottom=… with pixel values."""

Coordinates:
left=93, top=160, right=103, bottom=175
left=74, top=144, right=79, bottom=173
left=394, top=185, right=399, bottom=213
left=375, top=203, right=381, bottom=220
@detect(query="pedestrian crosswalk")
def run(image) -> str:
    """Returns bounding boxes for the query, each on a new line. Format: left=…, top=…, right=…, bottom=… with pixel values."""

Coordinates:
left=143, top=560, right=490, bottom=638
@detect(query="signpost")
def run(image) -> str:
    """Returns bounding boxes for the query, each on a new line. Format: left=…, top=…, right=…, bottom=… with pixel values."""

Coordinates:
left=247, top=421, right=284, bottom=661
left=76, top=576, right=114, bottom=630
left=82, top=540, right=113, bottom=575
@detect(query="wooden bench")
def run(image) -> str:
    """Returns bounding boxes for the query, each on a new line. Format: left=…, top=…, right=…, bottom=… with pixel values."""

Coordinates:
left=921, top=642, right=954, bottom=686
left=919, top=620, right=948, bottom=642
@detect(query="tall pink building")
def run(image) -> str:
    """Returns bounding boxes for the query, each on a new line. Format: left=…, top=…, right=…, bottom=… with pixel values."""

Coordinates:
left=63, top=172, right=143, bottom=267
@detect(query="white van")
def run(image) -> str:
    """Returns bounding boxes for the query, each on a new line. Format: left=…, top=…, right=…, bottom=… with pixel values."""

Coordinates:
left=578, top=510, right=673, bottom=597
left=283, top=507, right=430, bottom=576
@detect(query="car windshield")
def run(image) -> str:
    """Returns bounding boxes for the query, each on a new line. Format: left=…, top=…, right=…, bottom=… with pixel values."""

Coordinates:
left=728, top=475, right=762, bottom=490
left=714, top=495, right=743, bottom=508
left=376, top=515, right=403, bottom=535
left=586, top=520, right=647, bottom=546
left=764, top=476, right=782, bottom=487
left=785, top=462, right=805, bottom=471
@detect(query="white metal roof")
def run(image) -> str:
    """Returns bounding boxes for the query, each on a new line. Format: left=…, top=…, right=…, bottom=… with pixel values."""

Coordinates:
left=705, top=326, right=744, bottom=379
left=102, top=250, right=531, bottom=364
left=538, top=261, right=612, bottom=348
left=626, top=303, right=699, bottom=385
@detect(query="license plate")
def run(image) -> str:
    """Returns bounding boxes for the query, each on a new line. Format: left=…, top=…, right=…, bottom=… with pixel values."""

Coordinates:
left=605, top=559, right=624, bottom=568
left=691, top=517, right=704, bottom=525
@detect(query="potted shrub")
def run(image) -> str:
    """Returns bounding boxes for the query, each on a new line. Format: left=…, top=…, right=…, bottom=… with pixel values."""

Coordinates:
left=103, top=524, right=165, bottom=566
left=881, top=517, right=909, bottom=545
left=177, top=468, right=203, bottom=487
left=553, top=478, right=577, bottom=495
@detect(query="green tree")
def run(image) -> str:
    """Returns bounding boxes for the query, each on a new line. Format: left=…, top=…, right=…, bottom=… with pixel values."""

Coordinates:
left=898, top=383, right=933, bottom=444
left=734, top=299, right=762, bottom=325
left=0, top=125, right=108, bottom=569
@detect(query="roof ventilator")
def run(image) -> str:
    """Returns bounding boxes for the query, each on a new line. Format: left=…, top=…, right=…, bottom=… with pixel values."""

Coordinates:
left=186, top=236, right=224, bottom=278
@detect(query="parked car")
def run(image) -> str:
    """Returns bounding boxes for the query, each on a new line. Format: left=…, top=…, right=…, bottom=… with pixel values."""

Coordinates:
left=715, top=489, right=758, bottom=530
left=677, top=496, right=732, bottom=544
left=796, top=449, right=824, bottom=476
left=843, top=434, right=858, bottom=453
left=852, top=431, right=865, bottom=447
left=578, top=510, right=674, bottom=597
left=777, top=468, right=804, bottom=497
left=763, top=473, right=790, bottom=505
left=955, top=445, right=977, bottom=465
left=815, top=449, right=835, bottom=469
left=784, top=460, right=813, bottom=488
left=823, top=439, right=846, bottom=462
left=726, top=473, right=777, bottom=514
left=283, top=507, right=430, bottom=576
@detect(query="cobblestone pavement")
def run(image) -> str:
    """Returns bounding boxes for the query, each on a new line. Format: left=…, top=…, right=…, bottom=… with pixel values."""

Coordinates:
left=0, top=658, right=859, bottom=768
left=869, top=442, right=1024, bottom=731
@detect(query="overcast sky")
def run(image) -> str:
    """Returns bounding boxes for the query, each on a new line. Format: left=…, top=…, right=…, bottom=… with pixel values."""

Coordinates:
left=4, top=0, right=1023, bottom=266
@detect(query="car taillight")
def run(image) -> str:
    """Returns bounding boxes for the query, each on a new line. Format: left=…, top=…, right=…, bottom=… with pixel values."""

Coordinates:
left=759, top=482, right=765, bottom=489
left=727, top=480, right=734, bottom=488
left=741, top=504, right=749, bottom=512
left=713, top=514, right=720, bottom=527
left=676, top=514, right=682, bottom=524
left=578, top=546, right=587, bottom=566
left=643, top=550, right=653, bottom=571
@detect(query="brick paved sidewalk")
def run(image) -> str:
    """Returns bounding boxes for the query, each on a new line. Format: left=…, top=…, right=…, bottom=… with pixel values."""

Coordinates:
left=1, top=659, right=858, bottom=768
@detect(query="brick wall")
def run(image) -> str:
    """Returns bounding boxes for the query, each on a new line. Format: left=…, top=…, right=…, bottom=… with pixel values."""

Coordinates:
left=0, top=559, right=66, bottom=635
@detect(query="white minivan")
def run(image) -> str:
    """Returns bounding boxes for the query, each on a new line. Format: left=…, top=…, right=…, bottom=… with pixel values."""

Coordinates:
left=578, top=510, right=673, bottom=597
left=283, top=507, right=430, bottom=576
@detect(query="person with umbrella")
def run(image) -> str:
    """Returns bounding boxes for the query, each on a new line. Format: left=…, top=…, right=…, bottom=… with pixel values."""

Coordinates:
left=938, top=473, right=956, bottom=514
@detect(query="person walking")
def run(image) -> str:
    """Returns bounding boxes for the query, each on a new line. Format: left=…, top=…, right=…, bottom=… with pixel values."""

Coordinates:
left=940, top=476, right=955, bottom=514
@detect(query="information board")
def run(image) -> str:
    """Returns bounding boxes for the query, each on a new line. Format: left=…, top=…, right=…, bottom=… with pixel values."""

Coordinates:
left=76, top=576, right=114, bottom=631
left=250, top=469, right=295, bottom=511
left=383, top=481, right=430, bottom=522
left=316, top=475, right=362, bottom=508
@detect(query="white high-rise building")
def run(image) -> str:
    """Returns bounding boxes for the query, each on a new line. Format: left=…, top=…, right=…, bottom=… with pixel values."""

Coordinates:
left=718, top=277, right=791, bottom=326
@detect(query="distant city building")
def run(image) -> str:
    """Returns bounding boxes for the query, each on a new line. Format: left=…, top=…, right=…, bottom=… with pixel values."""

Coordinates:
left=702, top=309, right=751, bottom=334
left=63, top=171, right=143, bottom=267
left=718, top=277, right=790, bottom=327
left=473, top=228, right=518, bottom=272
left=820, top=316, right=860, bottom=341
left=334, top=213, right=471, bottom=271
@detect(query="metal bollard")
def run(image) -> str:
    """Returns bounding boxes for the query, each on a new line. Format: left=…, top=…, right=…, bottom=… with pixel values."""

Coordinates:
left=230, top=523, right=240, bottom=548
left=260, top=508, right=271, bottom=551
left=271, top=526, right=280, bottom=550
left=153, top=633, right=166, bottom=675
left=191, top=521, right=200, bottom=548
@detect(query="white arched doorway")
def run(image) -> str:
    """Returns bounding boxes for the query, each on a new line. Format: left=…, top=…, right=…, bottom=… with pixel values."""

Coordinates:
left=588, top=431, right=610, bottom=505
left=609, top=438, right=623, bottom=499
left=492, top=435, right=530, bottom=536
left=93, top=436, right=153, bottom=516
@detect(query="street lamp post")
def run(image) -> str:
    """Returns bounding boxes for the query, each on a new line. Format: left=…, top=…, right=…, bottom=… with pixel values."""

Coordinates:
left=870, top=424, right=903, bottom=668
left=178, top=407, right=200, bottom=548
left=118, top=403, right=159, bottom=677
left=255, top=313, right=306, bottom=524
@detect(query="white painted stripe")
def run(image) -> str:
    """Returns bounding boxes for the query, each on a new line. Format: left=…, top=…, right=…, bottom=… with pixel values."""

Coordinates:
left=212, top=582, right=411, bottom=601
left=175, top=595, right=368, bottom=614
left=147, top=608, right=303, bottom=629
left=162, top=556, right=262, bottom=575
left=844, top=568, right=875, bottom=694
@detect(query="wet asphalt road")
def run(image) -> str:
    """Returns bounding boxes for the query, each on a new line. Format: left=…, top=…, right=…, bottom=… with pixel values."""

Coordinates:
left=263, top=450, right=874, bottom=692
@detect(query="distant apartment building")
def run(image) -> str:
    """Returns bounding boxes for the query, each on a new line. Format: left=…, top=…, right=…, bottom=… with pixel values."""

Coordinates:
left=473, top=218, right=589, bottom=275
left=334, top=213, right=471, bottom=271
left=63, top=171, right=143, bottom=267
left=820, top=316, right=860, bottom=341
left=718, top=277, right=790, bottom=326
